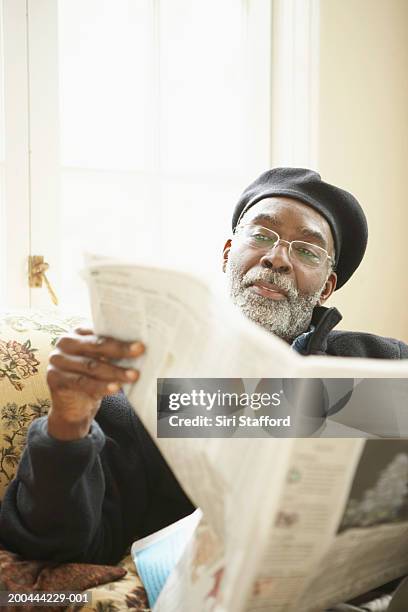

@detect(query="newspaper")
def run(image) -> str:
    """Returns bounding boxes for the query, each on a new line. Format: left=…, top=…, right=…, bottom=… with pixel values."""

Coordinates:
left=131, top=509, right=203, bottom=608
left=83, top=261, right=408, bottom=612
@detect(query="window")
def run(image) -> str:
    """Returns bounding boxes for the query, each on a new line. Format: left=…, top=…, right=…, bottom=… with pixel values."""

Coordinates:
left=0, top=0, right=318, bottom=311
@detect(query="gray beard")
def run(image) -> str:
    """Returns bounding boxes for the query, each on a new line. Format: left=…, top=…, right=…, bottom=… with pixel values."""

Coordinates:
left=226, top=260, right=325, bottom=343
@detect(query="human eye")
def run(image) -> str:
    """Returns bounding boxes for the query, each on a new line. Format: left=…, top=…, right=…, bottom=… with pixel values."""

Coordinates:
left=293, top=243, right=322, bottom=264
left=249, top=227, right=277, bottom=244
left=252, top=231, right=269, bottom=242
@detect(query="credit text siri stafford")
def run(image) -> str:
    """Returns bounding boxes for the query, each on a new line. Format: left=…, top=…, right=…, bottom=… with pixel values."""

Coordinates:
left=167, top=415, right=291, bottom=427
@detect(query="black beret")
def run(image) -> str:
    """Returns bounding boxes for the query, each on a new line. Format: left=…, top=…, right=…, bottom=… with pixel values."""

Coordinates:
left=232, top=167, right=368, bottom=290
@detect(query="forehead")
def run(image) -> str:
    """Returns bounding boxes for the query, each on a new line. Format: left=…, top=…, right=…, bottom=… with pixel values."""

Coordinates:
left=241, top=197, right=335, bottom=250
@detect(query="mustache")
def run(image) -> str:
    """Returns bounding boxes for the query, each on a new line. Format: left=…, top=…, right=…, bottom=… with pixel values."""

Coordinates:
left=242, top=269, right=298, bottom=298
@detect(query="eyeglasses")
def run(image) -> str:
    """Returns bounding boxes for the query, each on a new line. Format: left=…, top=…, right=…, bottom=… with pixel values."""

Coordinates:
left=235, top=224, right=334, bottom=269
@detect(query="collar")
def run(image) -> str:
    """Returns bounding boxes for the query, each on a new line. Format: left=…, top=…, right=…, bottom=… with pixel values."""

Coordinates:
left=295, top=306, right=343, bottom=355
left=291, top=325, right=315, bottom=353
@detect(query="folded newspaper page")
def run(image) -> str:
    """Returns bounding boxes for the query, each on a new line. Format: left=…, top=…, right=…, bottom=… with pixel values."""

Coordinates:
left=83, top=260, right=408, bottom=612
left=155, top=439, right=408, bottom=612
left=131, top=509, right=203, bottom=608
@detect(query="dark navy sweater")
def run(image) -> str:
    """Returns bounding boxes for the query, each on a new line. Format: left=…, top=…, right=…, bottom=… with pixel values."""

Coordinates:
left=302, top=307, right=408, bottom=359
left=0, top=393, right=194, bottom=564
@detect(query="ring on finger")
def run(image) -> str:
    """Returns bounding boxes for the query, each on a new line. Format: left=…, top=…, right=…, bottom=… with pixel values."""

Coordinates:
left=87, top=359, right=98, bottom=371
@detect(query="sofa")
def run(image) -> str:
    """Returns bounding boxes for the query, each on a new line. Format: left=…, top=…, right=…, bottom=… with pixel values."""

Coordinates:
left=0, top=310, right=150, bottom=612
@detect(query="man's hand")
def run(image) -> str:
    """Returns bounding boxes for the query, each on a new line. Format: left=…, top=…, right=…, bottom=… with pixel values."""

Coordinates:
left=46, top=327, right=144, bottom=441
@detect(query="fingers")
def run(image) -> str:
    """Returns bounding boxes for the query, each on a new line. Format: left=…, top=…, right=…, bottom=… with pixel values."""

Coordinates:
left=49, top=351, right=140, bottom=383
left=56, top=332, right=145, bottom=360
left=73, top=327, right=94, bottom=336
left=47, top=366, right=120, bottom=401
left=48, top=332, right=144, bottom=409
left=46, top=330, right=145, bottom=441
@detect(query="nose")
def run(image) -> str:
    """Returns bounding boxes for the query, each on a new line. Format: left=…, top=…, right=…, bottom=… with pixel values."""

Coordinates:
left=260, top=241, right=293, bottom=274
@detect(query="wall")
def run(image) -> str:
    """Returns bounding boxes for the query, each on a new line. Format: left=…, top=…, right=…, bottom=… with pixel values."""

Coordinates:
left=318, top=0, right=408, bottom=342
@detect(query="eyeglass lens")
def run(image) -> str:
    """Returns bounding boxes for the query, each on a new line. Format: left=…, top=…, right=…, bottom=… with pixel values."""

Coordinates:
left=240, top=225, right=327, bottom=267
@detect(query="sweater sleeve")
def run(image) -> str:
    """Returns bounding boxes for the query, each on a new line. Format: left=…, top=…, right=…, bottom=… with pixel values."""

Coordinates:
left=0, top=416, right=122, bottom=563
left=0, top=394, right=195, bottom=565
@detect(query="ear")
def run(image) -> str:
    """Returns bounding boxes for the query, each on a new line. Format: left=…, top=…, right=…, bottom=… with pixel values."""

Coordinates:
left=222, top=239, right=232, bottom=273
left=318, top=271, right=337, bottom=305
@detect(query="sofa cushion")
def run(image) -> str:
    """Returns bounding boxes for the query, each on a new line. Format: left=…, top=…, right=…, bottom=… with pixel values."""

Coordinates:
left=75, top=553, right=151, bottom=612
left=0, top=310, right=86, bottom=500
left=0, top=542, right=127, bottom=612
left=0, top=311, right=151, bottom=611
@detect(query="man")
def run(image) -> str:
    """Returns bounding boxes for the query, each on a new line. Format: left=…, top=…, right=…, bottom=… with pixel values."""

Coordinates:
left=0, top=167, right=407, bottom=566
left=224, top=167, right=408, bottom=358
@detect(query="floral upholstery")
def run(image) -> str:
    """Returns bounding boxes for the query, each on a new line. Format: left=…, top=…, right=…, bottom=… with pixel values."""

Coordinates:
left=67, top=555, right=150, bottom=612
left=0, top=542, right=127, bottom=612
left=0, top=310, right=150, bottom=612
left=0, top=310, right=87, bottom=499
